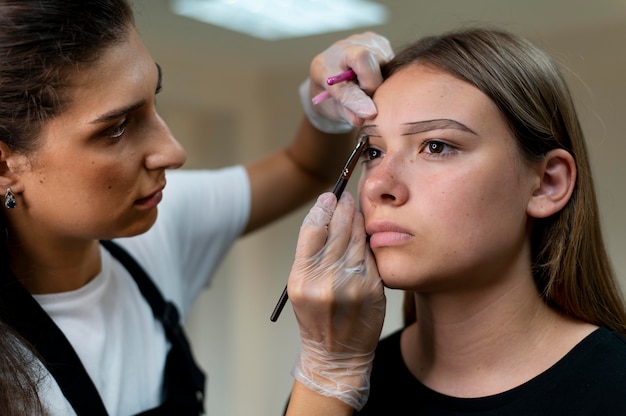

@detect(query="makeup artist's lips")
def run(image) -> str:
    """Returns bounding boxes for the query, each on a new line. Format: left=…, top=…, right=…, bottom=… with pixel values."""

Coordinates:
left=134, top=188, right=163, bottom=210
left=367, top=221, right=413, bottom=249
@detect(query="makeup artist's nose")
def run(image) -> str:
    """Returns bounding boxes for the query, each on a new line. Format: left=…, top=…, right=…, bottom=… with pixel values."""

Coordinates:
left=361, top=155, right=409, bottom=206
left=145, top=113, right=187, bottom=170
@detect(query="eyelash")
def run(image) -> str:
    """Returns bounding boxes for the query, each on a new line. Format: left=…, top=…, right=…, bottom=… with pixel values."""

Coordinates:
left=360, top=139, right=456, bottom=162
left=107, top=117, right=130, bottom=141
left=362, top=146, right=382, bottom=162
left=423, top=139, right=455, bottom=156
left=100, top=82, right=161, bottom=142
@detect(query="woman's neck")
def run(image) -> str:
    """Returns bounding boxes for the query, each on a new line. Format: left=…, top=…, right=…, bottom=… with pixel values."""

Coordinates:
left=8, top=236, right=101, bottom=294
left=401, top=276, right=596, bottom=398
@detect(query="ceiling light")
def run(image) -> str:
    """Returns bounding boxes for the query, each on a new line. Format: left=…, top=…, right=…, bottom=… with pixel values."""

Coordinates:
left=170, top=0, right=389, bottom=41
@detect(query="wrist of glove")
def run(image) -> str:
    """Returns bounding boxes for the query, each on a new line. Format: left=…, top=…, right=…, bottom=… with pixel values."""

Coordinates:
left=299, top=78, right=354, bottom=134
left=292, top=340, right=374, bottom=410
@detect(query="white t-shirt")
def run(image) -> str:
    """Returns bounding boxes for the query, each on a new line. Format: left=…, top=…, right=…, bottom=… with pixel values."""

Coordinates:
left=31, top=167, right=250, bottom=415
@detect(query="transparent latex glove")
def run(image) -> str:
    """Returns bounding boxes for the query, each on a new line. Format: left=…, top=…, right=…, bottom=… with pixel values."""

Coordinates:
left=300, top=31, right=394, bottom=133
left=288, top=192, right=386, bottom=410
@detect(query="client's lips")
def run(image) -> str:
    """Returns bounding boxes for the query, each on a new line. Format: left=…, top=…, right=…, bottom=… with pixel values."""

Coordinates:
left=366, top=221, right=413, bottom=249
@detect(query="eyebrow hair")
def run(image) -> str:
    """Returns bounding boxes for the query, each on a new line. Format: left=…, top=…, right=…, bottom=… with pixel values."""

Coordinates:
left=90, top=62, right=162, bottom=124
left=358, top=118, right=477, bottom=137
left=403, top=119, right=477, bottom=135
left=90, top=101, right=146, bottom=124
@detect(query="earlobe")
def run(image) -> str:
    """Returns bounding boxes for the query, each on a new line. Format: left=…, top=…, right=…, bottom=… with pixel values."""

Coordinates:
left=527, top=149, right=576, bottom=219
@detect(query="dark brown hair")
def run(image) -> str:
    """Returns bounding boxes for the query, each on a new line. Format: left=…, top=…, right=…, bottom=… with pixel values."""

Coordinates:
left=0, top=1, right=134, bottom=413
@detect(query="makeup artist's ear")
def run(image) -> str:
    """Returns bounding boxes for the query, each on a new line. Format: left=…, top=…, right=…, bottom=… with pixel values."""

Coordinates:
left=527, top=148, right=576, bottom=218
left=0, top=141, right=27, bottom=192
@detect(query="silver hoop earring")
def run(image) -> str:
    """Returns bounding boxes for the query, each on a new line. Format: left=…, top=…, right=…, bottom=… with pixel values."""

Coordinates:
left=4, top=188, right=16, bottom=209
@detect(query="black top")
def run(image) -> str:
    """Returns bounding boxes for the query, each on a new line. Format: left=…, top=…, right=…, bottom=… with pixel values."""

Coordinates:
left=356, top=326, right=626, bottom=415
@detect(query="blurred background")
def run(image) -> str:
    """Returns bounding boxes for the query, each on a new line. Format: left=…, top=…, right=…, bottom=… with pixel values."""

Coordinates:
left=132, top=1, right=626, bottom=414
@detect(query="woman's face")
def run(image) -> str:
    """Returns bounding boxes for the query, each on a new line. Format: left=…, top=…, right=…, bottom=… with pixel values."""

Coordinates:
left=12, top=27, right=187, bottom=242
left=358, top=65, right=538, bottom=293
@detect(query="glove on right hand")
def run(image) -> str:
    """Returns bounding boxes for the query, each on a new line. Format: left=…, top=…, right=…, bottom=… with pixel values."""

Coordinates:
left=288, top=192, right=386, bottom=410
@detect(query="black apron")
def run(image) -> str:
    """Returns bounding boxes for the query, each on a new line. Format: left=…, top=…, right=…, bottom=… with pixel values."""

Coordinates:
left=0, top=240, right=206, bottom=415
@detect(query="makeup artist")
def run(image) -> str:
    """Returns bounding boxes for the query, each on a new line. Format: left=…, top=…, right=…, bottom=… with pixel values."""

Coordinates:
left=0, top=1, right=393, bottom=414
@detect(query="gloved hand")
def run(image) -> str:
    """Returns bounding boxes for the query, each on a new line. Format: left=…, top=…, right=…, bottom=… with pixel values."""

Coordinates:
left=300, top=31, right=394, bottom=133
left=288, top=191, right=386, bottom=410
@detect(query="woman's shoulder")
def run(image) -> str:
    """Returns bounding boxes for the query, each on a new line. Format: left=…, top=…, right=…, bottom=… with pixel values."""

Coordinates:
left=579, top=326, right=626, bottom=356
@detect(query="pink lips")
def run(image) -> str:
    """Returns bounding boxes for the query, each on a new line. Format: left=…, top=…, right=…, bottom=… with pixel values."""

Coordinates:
left=134, top=189, right=163, bottom=210
left=367, top=221, right=413, bottom=249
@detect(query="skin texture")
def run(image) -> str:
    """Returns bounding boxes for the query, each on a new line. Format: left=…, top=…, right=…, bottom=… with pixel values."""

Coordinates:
left=356, top=64, right=594, bottom=398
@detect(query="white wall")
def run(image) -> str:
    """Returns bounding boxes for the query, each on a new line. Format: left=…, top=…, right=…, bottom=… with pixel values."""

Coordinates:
left=141, top=20, right=626, bottom=416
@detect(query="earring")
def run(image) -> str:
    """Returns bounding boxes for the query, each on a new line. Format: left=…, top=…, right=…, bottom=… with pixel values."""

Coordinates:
left=4, top=188, right=16, bottom=209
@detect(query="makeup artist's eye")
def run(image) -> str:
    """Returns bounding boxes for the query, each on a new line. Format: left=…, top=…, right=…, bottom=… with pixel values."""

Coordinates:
left=107, top=117, right=130, bottom=140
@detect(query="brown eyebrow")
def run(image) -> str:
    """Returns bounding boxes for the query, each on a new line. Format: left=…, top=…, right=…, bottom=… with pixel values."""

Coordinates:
left=90, top=101, right=146, bottom=124
left=402, top=119, right=477, bottom=136
left=358, top=118, right=477, bottom=137
left=90, top=62, right=162, bottom=124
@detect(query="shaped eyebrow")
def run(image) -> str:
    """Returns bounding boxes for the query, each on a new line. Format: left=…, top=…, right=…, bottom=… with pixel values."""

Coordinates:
left=402, top=119, right=477, bottom=136
left=90, top=101, right=146, bottom=124
left=358, top=118, right=477, bottom=137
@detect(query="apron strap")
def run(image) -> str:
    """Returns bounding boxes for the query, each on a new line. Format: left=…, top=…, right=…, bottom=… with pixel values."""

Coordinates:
left=0, top=265, right=108, bottom=415
left=0, top=241, right=206, bottom=415
left=101, top=240, right=206, bottom=414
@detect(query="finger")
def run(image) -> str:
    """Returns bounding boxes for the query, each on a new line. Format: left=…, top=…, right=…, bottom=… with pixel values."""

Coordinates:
left=294, top=193, right=337, bottom=260
left=348, top=51, right=384, bottom=94
left=323, top=192, right=356, bottom=261
left=333, top=84, right=377, bottom=120
left=334, top=210, right=369, bottom=288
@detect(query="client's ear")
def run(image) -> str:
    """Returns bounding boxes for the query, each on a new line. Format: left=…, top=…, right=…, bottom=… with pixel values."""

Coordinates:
left=527, top=148, right=576, bottom=218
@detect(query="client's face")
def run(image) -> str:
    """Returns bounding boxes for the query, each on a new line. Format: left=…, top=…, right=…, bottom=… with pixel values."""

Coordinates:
left=357, top=64, right=537, bottom=295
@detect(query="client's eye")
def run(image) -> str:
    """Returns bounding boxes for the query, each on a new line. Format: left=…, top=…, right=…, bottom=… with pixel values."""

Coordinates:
left=363, top=146, right=383, bottom=161
left=423, top=140, right=455, bottom=155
